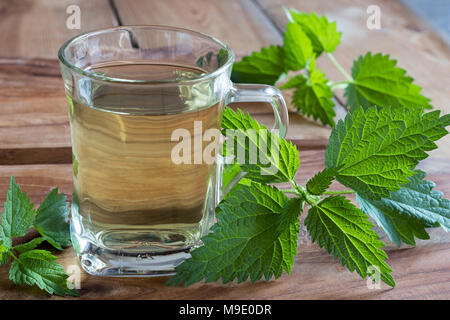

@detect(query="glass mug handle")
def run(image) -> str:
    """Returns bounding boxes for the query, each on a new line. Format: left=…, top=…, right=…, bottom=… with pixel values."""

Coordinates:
left=219, top=83, right=289, bottom=199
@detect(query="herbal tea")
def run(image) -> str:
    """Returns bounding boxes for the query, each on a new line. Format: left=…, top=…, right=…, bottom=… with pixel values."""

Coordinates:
left=69, top=62, right=223, bottom=253
left=59, top=26, right=287, bottom=276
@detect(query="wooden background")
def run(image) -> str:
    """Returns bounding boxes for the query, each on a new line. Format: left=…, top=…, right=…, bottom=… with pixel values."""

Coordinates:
left=0, top=0, right=449, bottom=299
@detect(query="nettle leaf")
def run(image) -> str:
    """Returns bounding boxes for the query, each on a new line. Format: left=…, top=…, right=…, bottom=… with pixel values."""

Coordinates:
left=221, top=107, right=299, bottom=183
left=217, top=48, right=229, bottom=67
left=0, top=243, right=11, bottom=266
left=305, top=196, right=395, bottom=287
left=289, top=9, right=342, bottom=55
left=9, top=249, right=79, bottom=296
left=279, top=74, right=306, bottom=90
left=325, top=106, right=449, bottom=199
left=306, top=167, right=340, bottom=195
left=357, top=170, right=450, bottom=246
left=283, top=22, right=314, bottom=70
left=14, top=237, right=45, bottom=254
left=345, top=52, right=432, bottom=111
left=359, top=197, right=433, bottom=247
left=283, top=58, right=336, bottom=126
left=167, top=182, right=302, bottom=286
left=273, top=198, right=302, bottom=275
left=0, top=177, right=36, bottom=249
left=0, top=252, right=11, bottom=266
left=231, top=45, right=285, bottom=85
left=222, top=163, right=243, bottom=190
left=34, top=188, right=71, bottom=250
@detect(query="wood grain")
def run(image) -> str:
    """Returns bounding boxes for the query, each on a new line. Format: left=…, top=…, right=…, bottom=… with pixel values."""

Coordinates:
left=0, top=152, right=449, bottom=300
left=0, top=58, right=71, bottom=164
left=0, top=0, right=117, bottom=58
left=0, top=164, right=74, bottom=204
left=0, top=240, right=447, bottom=300
left=255, top=0, right=450, bottom=158
left=112, top=0, right=282, bottom=58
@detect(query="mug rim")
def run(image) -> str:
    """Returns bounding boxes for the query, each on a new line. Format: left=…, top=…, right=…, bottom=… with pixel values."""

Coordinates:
left=57, top=25, right=235, bottom=84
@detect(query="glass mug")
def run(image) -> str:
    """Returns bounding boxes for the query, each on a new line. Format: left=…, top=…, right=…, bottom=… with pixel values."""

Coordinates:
left=58, top=26, right=288, bottom=276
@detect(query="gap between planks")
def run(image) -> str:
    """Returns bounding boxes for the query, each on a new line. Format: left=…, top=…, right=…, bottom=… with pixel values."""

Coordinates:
left=108, top=0, right=123, bottom=26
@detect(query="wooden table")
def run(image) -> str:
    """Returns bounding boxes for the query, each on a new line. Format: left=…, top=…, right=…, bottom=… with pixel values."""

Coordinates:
left=0, top=0, right=449, bottom=300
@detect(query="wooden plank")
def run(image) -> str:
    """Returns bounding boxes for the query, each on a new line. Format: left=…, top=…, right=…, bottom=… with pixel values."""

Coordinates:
left=112, top=0, right=282, bottom=58
left=0, top=240, right=447, bottom=300
left=0, top=152, right=449, bottom=299
left=255, top=0, right=450, bottom=158
left=0, top=0, right=116, bottom=163
left=0, top=0, right=117, bottom=58
left=0, top=164, right=73, bottom=204
left=0, top=58, right=72, bottom=164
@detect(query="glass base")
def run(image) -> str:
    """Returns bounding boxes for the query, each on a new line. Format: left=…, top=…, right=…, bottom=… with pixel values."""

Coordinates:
left=70, top=208, right=198, bottom=276
left=74, top=237, right=191, bottom=276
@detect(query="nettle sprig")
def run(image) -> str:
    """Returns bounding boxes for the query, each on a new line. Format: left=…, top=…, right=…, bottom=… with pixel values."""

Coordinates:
left=0, top=177, right=78, bottom=296
left=167, top=9, right=450, bottom=287
left=231, top=8, right=432, bottom=126
left=168, top=106, right=450, bottom=288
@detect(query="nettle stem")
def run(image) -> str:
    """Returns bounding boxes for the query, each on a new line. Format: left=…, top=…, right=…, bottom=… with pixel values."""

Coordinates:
left=327, top=53, right=353, bottom=82
left=280, top=189, right=299, bottom=194
left=9, top=252, right=18, bottom=261
left=281, top=181, right=321, bottom=206
left=280, top=180, right=306, bottom=198
left=280, top=184, right=355, bottom=204
left=282, top=6, right=294, bottom=22
left=323, top=190, right=355, bottom=195
left=329, top=81, right=350, bottom=91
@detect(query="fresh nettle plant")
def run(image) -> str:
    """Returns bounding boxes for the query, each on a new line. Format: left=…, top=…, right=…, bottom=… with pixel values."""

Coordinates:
left=0, top=178, right=78, bottom=296
left=167, top=9, right=450, bottom=287
left=231, top=8, right=433, bottom=126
